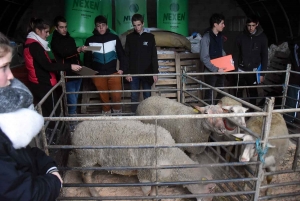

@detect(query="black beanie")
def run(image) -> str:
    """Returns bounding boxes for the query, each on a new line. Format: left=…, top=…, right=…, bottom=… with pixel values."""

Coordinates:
left=0, top=79, right=33, bottom=113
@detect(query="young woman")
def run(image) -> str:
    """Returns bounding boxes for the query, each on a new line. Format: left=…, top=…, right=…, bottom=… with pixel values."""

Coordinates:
left=24, top=18, right=82, bottom=119
left=0, top=32, right=63, bottom=200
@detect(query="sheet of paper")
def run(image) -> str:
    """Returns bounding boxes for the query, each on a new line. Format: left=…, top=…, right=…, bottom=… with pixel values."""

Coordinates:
left=73, top=66, right=98, bottom=76
left=85, top=46, right=102, bottom=51
left=210, top=54, right=235, bottom=72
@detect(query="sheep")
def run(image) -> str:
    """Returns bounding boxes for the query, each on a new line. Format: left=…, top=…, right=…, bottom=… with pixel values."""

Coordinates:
left=210, top=96, right=248, bottom=162
left=232, top=113, right=290, bottom=195
left=135, top=96, right=226, bottom=155
left=72, top=120, right=216, bottom=201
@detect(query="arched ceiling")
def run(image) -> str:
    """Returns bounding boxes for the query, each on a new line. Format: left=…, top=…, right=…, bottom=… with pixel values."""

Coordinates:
left=0, top=0, right=299, bottom=45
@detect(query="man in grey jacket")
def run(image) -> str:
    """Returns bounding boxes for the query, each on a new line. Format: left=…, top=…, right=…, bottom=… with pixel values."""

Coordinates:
left=200, top=13, right=226, bottom=104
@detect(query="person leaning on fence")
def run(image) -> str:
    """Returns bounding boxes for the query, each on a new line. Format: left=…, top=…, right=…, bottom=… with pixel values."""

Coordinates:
left=125, top=13, right=159, bottom=113
left=200, top=13, right=226, bottom=105
left=233, top=15, right=268, bottom=107
left=23, top=18, right=82, bottom=125
left=0, top=32, right=63, bottom=201
left=84, top=15, right=125, bottom=115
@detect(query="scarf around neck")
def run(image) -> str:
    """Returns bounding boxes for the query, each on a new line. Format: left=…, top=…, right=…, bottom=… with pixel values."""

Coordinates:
left=27, top=31, right=51, bottom=51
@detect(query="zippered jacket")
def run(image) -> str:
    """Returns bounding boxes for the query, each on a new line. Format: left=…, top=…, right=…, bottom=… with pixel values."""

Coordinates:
left=84, top=29, right=125, bottom=75
left=24, top=38, right=71, bottom=86
left=233, top=25, right=268, bottom=75
left=124, top=30, right=159, bottom=75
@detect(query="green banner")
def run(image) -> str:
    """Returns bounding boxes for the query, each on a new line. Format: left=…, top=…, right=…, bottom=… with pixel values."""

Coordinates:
left=115, top=0, right=148, bottom=35
left=157, top=0, right=189, bottom=36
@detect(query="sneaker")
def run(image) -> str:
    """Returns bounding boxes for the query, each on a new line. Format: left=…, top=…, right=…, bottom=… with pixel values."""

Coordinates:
left=112, top=109, right=122, bottom=115
left=102, top=110, right=111, bottom=115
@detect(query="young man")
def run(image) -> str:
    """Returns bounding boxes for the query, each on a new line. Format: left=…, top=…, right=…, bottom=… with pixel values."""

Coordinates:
left=200, top=13, right=226, bottom=104
left=125, top=13, right=158, bottom=113
left=84, top=15, right=125, bottom=114
left=233, top=15, right=268, bottom=106
left=51, top=16, right=85, bottom=118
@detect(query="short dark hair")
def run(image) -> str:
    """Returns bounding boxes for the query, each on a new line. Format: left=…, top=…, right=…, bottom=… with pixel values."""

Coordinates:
left=94, top=15, right=107, bottom=25
left=27, top=18, right=49, bottom=34
left=209, top=13, right=225, bottom=28
left=53, top=16, right=66, bottom=27
left=131, top=14, right=144, bottom=24
left=246, top=15, right=259, bottom=24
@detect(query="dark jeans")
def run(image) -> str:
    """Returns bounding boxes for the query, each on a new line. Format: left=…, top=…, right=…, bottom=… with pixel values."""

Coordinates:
left=204, top=74, right=225, bottom=104
left=130, top=77, right=152, bottom=113
left=65, top=79, right=82, bottom=115
left=235, top=73, right=258, bottom=106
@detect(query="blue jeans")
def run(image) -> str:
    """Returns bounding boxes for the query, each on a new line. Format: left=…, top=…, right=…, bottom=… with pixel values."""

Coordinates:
left=130, top=77, right=152, bottom=113
left=65, top=79, right=82, bottom=115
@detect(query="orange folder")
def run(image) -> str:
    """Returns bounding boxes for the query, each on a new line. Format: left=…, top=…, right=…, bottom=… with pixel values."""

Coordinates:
left=210, top=55, right=235, bottom=72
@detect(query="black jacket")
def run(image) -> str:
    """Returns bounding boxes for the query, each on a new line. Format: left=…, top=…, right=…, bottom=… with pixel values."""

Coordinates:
left=124, top=30, right=159, bottom=76
left=51, top=30, right=81, bottom=80
left=233, top=25, right=268, bottom=75
left=0, top=109, right=61, bottom=201
left=84, top=29, right=125, bottom=75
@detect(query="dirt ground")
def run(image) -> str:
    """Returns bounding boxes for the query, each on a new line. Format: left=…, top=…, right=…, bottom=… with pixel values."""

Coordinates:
left=60, top=141, right=300, bottom=201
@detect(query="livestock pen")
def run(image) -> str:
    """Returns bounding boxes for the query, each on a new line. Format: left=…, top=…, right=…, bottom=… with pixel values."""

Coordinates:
left=33, top=59, right=300, bottom=201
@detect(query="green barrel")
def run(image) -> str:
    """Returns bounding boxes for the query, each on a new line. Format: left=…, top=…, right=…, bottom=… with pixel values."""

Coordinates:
left=157, top=0, right=189, bottom=36
left=115, top=0, right=148, bottom=35
left=65, top=0, right=112, bottom=38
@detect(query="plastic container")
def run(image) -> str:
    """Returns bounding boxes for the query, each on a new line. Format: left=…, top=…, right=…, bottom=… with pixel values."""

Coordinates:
left=157, top=0, right=189, bottom=36
left=65, top=0, right=112, bottom=38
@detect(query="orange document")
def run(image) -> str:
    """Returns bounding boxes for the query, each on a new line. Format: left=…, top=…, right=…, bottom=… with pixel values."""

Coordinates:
left=210, top=55, right=235, bottom=72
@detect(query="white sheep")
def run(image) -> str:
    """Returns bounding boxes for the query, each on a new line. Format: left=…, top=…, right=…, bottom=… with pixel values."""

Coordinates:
left=72, top=120, right=216, bottom=201
left=232, top=113, right=290, bottom=195
left=136, top=96, right=227, bottom=155
left=211, top=96, right=248, bottom=162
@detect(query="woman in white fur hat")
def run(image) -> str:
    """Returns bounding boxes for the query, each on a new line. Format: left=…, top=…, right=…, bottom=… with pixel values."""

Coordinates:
left=0, top=32, right=62, bottom=200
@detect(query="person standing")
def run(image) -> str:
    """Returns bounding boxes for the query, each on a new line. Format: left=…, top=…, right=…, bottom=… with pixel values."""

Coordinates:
left=125, top=13, right=159, bottom=113
left=0, top=32, right=63, bottom=201
left=51, top=16, right=85, bottom=130
left=84, top=15, right=125, bottom=115
left=233, top=15, right=268, bottom=106
left=200, top=13, right=226, bottom=105
left=23, top=18, right=82, bottom=121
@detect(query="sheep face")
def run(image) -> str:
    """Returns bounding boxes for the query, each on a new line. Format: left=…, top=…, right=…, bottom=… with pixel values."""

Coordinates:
left=222, top=105, right=248, bottom=128
left=232, top=134, right=256, bottom=162
left=194, top=105, right=226, bottom=135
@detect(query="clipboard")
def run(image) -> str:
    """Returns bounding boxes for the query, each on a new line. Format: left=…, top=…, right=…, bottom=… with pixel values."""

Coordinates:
left=210, top=55, right=235, bottom=72
left=85, top=46, right=102, bottom=51
left=73, top=66, right=98, bottom=76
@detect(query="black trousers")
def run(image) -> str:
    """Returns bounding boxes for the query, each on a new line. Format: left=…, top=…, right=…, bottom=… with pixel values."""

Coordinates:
left=204, top=74, right=225, bottom=104
left=235, top=73, right=258, bottom=106
left=29, top=82, right=61, bottom=128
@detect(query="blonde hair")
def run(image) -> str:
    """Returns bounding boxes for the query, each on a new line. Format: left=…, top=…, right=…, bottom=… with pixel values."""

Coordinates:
left=0, top=32, right=12, bottom=58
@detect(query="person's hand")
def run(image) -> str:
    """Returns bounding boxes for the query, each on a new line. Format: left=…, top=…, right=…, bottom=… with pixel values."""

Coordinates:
left=117, top=70, right=123, bottom=75
left=126, top=76, right=132, bottom=82
left=77, top=46, right=87, bottom=53
left=153, top=75, right=158, bottom=83
left=260, top=75, right=264, bottom=83
left=218, top=68, right=225, bottom=73
left=71, top=64, right=82, bottom=71
left=51, top=171, right=63, bottom=184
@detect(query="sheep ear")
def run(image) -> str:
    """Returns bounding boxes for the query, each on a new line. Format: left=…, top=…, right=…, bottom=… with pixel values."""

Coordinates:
left=222, top=106, right=231, bottom=112
left=243, top=107, right=249, bottom=112
left=232, top=134, right=245, bottom=140
left=194, top=105, right=205, bottom=113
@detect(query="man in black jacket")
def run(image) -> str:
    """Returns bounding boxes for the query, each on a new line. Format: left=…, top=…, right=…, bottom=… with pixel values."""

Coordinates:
left=51, top=16, right=85, bottom=122
left=84, top=15, right=125, bottom=115
left=233, top=15, right=268, bottom=106
left=125, top=14, right=159, bottom=113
